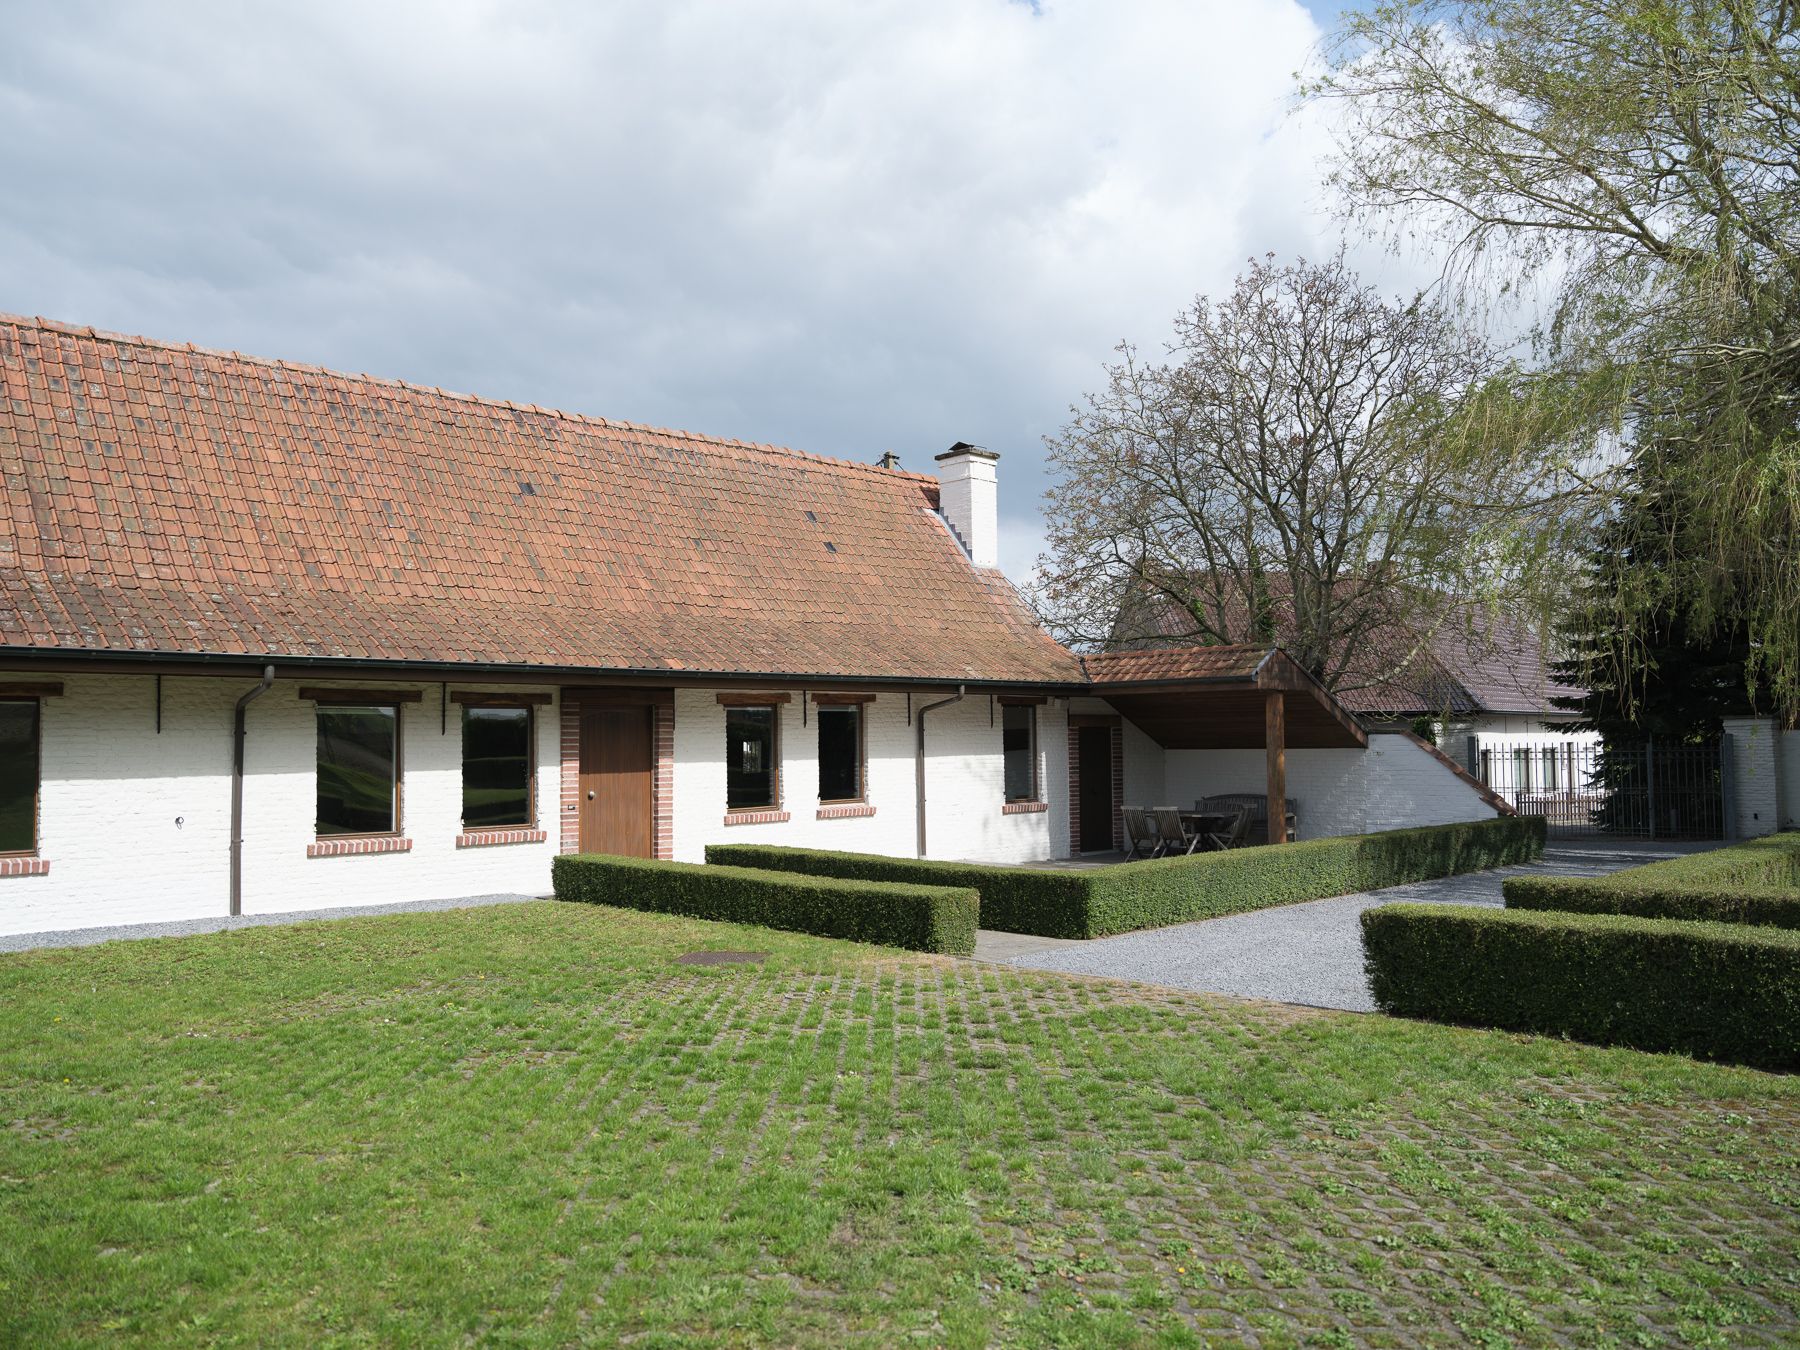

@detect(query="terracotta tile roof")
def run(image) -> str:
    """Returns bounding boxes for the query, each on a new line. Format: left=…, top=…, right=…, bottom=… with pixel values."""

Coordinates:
left=0, top=314, right=1081, bottom=684
left=1083, top=644, right=1270, bottom=685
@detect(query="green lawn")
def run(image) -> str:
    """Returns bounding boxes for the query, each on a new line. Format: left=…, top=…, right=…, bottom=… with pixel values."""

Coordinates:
left=1, top=903, right=1796, bottom=1347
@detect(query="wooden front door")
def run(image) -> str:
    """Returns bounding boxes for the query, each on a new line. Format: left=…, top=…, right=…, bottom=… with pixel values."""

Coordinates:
left=1077, top=725, right=1115, bottom=853
left=579, top=705, right=653, bottom=856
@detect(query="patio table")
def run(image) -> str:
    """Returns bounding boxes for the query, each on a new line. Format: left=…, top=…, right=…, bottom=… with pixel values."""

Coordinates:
left=1178, top=811, right=1235, bottom=850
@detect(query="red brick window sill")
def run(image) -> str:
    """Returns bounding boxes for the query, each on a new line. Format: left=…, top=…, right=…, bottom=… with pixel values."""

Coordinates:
left=816, top=804, right=876, bottom=820
left=723, top=810, right=791, bottom=827
left=456, top=828, right=548, bottom=849
left=0, top=856, right=50, bottom=877
left=1002, top=801, right=1049, bottom=815
left=307, top=837, right=413, bottom=859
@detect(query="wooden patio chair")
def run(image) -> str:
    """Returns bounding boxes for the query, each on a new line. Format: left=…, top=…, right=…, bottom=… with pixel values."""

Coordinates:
left=1152, top=807, right=1203, bottom=856
left=1204, top=806, right=1252, bottom=852
left=1121, top=807, right=1160, bottom=860
left=1124, top=806, right=1160, bottom=859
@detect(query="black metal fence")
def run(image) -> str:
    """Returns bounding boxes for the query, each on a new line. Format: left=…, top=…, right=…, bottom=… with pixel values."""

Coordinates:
left=1468, top=736, right=1725, bottom=840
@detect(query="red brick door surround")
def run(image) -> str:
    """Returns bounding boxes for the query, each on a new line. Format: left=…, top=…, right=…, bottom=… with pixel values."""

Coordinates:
left=1067, top=714, right=1124, bottom=855
left=561, top=689, right=674, bottom=858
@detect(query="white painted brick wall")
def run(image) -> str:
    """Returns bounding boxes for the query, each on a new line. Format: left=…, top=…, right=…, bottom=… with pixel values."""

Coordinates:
left=1069, top=696, right=1165, bottom=811
left=1359, top=734, right=1501, bottom=832
left=671, top=688, right=1064, bottom=865
left=925, top=695, right=1066, bottom=864
left=1723, top=717, right=1785, bottom=839
left=1160, top=732, right=1496, bottom=840
left=1781, top=729, right=1800, bottom=832
left=672, top=689, right=919, bottom=862
left=2, top=674, right=561, bottom=936
left=1118, top=717, right=1166, bottom=814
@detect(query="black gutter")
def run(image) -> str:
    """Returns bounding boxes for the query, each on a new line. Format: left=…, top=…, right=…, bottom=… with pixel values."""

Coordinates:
left=914, top=686, right=966, bottom=858
left=230, top=664, right=276, bottom=917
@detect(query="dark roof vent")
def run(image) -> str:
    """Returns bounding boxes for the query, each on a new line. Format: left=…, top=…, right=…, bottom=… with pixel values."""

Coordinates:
left=824, top=541, right=838, bottom=553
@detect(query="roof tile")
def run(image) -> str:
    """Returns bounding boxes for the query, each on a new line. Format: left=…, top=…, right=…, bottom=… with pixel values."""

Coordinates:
left=0, top=314, right=1079, bottom=684
left=1085, top=644, right=1269, bottom=684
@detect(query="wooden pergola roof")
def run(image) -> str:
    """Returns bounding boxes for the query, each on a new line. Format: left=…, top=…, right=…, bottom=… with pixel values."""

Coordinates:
left=1084, top=645, right=1367, bottom=750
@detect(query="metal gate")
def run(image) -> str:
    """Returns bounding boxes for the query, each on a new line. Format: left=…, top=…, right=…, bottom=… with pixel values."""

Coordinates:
left=1468, top=736, right=1725, bottom=840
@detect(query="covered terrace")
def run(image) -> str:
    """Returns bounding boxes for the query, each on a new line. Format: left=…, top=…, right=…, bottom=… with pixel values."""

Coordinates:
left=1079, top=645, right=1368, bottom=849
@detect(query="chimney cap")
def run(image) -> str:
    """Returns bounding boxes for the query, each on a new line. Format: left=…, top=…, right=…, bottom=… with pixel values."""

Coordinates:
left=935, top=441, right=999, bottom=463
left=875, top=450, right=902, bottom=470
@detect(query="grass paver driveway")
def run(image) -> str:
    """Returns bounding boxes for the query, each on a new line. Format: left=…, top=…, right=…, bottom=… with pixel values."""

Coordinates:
left=2, top=901, right=1796, bottom=1348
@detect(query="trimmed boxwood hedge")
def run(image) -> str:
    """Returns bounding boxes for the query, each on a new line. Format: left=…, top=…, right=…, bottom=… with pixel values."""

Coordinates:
left=709, top=814, right=1544, bottom=939
left=552, top=854, right=978, bottom=955
left=1504, top=833, right=1800, bottom=929
left=1361, top=902, right=1800, bottom=1071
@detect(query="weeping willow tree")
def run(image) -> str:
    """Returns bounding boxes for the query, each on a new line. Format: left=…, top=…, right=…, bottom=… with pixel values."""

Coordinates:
left=1311, top=0, right=1800, bottom=722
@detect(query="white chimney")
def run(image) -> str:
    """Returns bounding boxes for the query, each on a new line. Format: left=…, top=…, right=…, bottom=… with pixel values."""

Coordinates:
left=934, top=442, right=1000, bottom=568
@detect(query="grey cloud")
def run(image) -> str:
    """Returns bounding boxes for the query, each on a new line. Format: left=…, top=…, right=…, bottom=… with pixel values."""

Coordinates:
left=1, top=0, right=1420, bottom=584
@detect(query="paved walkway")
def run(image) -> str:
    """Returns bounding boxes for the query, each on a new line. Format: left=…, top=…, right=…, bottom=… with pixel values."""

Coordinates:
left=0, top=892, right=541, bottom=954
left=976, top=840, right=1720, bottom=1012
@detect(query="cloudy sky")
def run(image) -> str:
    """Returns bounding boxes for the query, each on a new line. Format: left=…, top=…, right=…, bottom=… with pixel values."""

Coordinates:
left=1, top=0, right=1417, bottom=581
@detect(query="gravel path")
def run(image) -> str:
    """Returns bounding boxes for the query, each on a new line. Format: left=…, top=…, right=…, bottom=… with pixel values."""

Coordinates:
left=0, top=892, right=542, bottom=954
left=980, top=840, right=1721, bottom=1012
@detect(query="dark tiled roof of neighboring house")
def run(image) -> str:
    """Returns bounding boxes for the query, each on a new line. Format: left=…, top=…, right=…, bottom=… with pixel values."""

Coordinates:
left=1116, top=586, right=1578, bottom=717
left=0, top=315, right=1081, bottom=684
left=1334, top=611, right=1577, bottom=717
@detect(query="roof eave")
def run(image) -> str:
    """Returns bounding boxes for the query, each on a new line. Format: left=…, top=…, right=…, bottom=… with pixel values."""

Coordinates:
left=0, top=644, right=1091, bottom=693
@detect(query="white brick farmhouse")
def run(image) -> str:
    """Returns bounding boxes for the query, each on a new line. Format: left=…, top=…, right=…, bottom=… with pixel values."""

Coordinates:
left=0, top=315, right=1507, bottom=936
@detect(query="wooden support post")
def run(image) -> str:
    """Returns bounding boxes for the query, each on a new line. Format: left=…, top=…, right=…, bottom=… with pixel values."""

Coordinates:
left=1265, top=691, right=1287, bottom=845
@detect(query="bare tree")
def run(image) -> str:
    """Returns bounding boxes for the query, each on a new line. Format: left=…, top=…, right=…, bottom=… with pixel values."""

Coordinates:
left=1036, top=253, right=1560, bottom=698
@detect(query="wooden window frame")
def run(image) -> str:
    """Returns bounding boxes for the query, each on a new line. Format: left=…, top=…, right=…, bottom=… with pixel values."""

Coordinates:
left=816, top=701, right=867, bottom=806
left=299, top=687, right=423, bottom=704
left=313, top=701, right=405, bottom=840
left=1002, top=702, right=1040, bottom=804
left=0, top=695, right=41, bottom=858
left=458, top=699, right=537, bottom=832
left=724, top=703, right=782, bottom=814
left=449, top=690, right=551, bottom=707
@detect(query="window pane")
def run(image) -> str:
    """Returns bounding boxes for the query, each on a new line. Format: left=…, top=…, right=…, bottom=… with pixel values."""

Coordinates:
left=1003, top=705, right=1036, bottom=802
left=463, top=706, right=532, bottom=827
left=0, top=701, right=38, bottom=853
left=817, top=705, right=861, bottom=801
left=726, top=706, right=776, bottom=809
left=317, top=706, right=397, bottom=835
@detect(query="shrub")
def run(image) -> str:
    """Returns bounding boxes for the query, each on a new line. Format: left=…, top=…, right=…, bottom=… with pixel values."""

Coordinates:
left=1504, top=833, right=1800, bottom=929
left=1361, top=902, right=1800, bottom=1071
left=709, top=815, right=1544, bottom=939
left=704, top=846, right=1096, bottom=938
left=552, top=854, right=978, bottom=955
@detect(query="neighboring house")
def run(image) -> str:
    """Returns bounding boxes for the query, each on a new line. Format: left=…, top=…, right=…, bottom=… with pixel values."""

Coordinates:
left=0, top=315, right=1506, bottom=936
left=1333, top=615, right=1602, bottom=809
left=1116, top=590, right=1600, bottom=809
